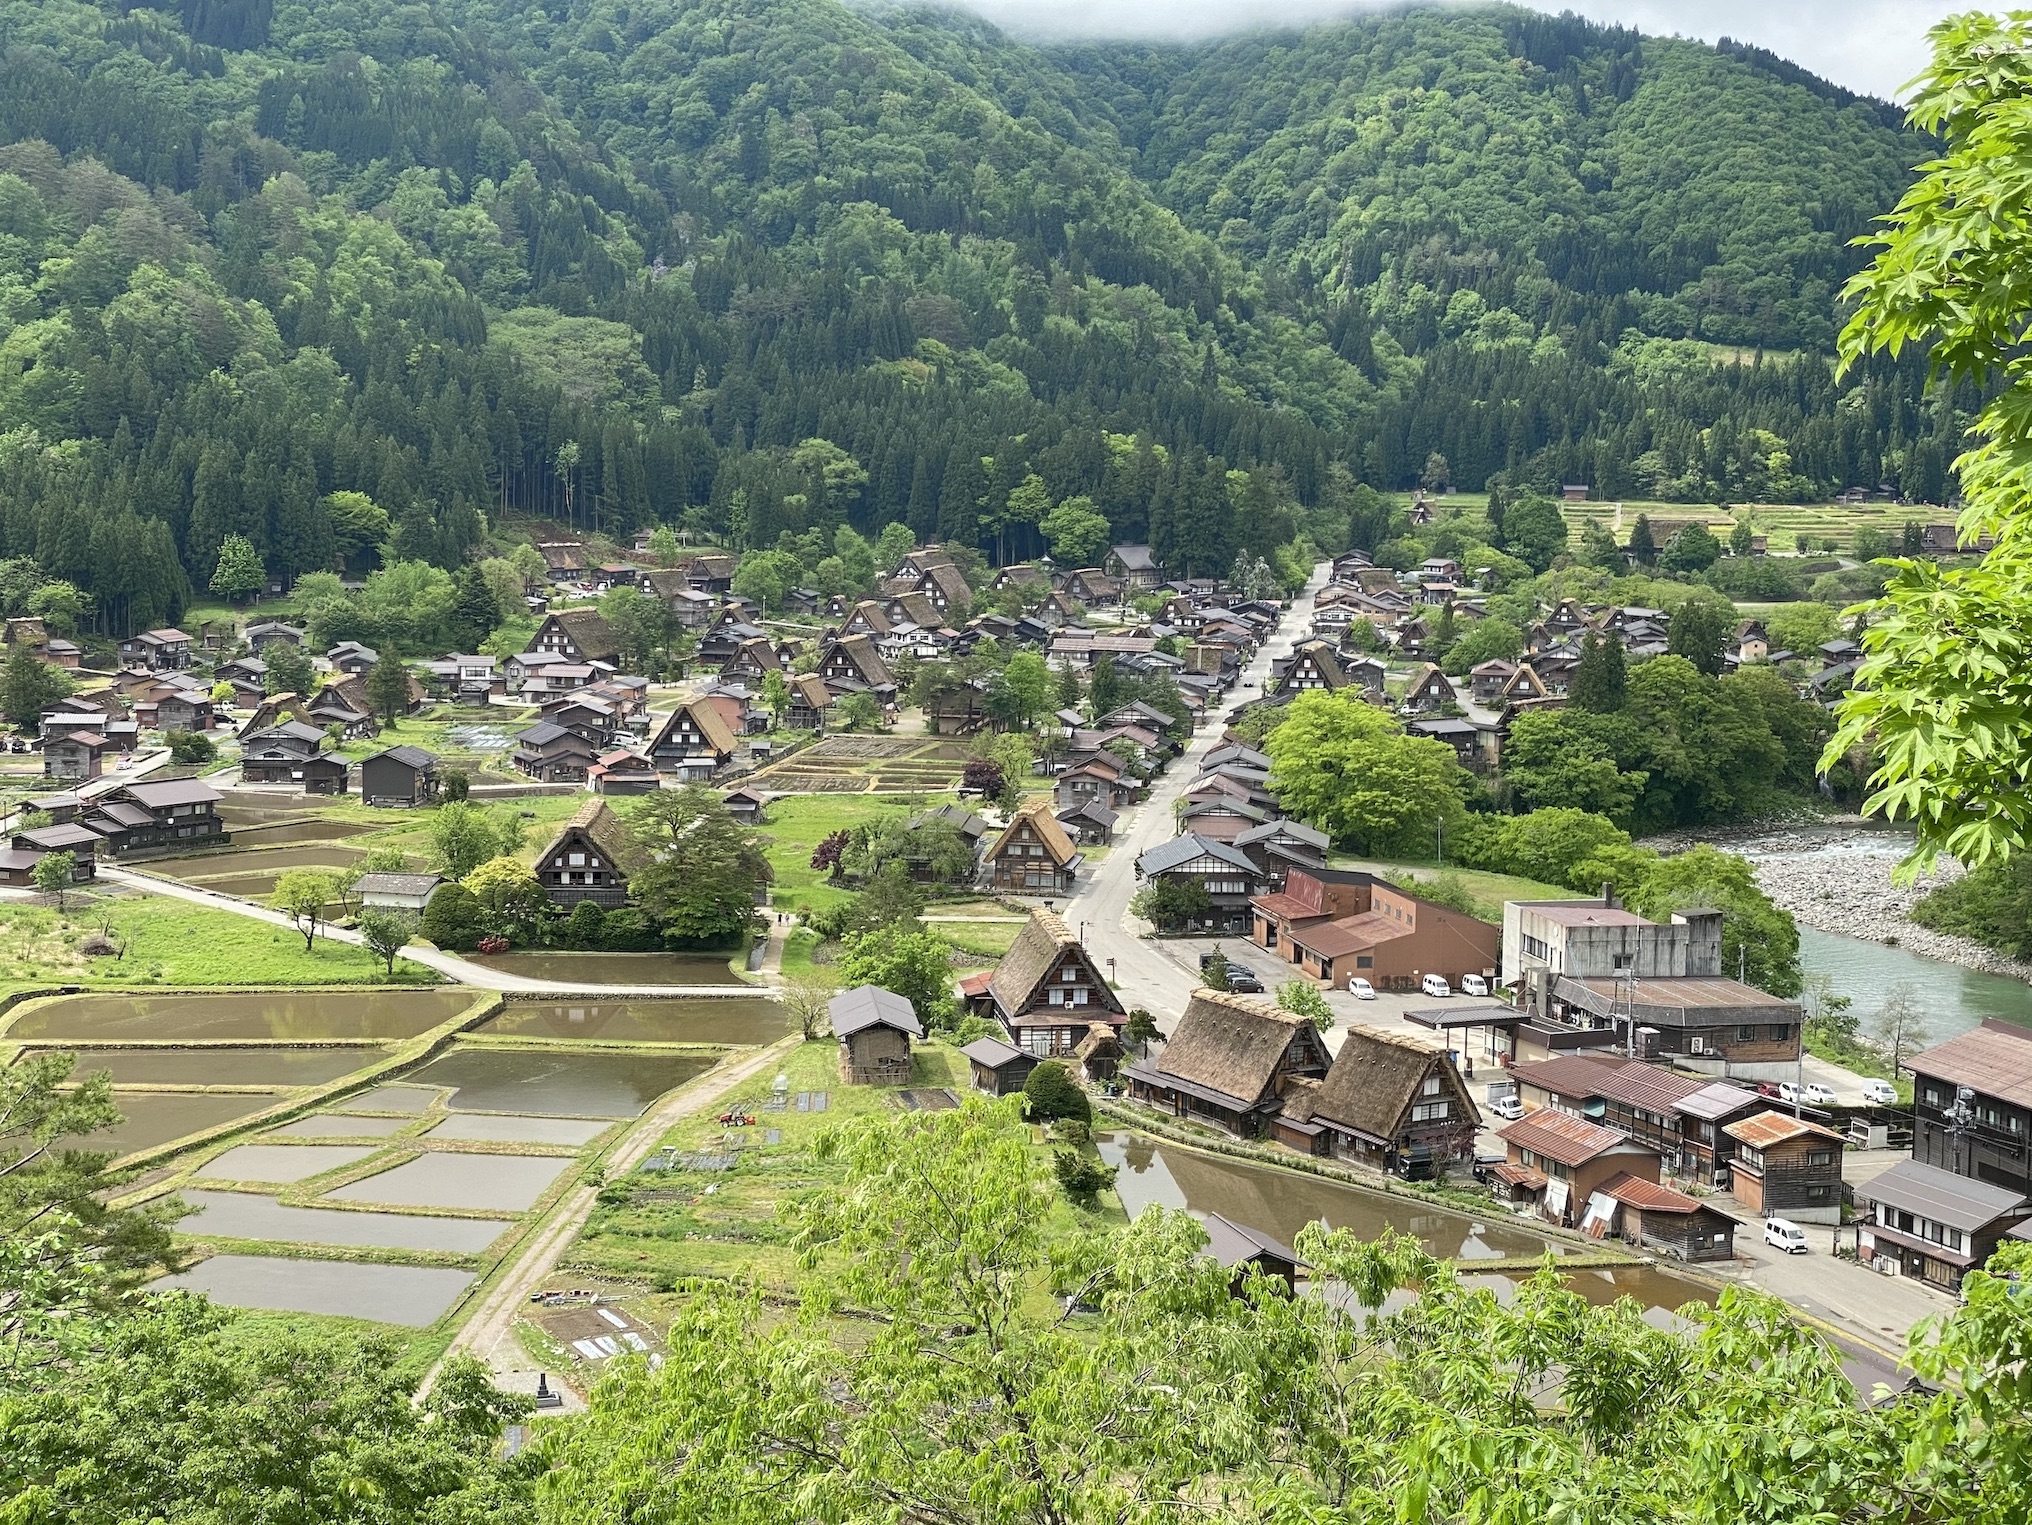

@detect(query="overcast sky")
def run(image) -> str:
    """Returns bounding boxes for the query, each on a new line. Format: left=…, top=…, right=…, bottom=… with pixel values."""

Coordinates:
left=946, top=1, right=1962, bottom=101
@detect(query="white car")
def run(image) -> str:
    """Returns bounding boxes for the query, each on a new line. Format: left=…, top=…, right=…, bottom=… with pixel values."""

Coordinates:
left=1460, top=974, right=1490, bottom=997
left=1488, top=1095, right=1525, bottom=1121
left=1860, top=1078, right=1898, bottom=1105
left=1764, top=1218, right=1810, bottom=1254
left=1347, top=977, right=1376, bottom=1000
left=1421, top=973, right=1453, bottom=998
left=1802, top=1082, right=1838, bottom=1107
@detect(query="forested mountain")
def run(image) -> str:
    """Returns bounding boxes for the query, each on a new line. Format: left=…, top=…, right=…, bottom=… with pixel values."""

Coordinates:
left=0, top=0, right=1940, bottom=635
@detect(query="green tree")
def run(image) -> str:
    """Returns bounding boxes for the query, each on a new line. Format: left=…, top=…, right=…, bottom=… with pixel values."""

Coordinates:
left=1659, top=522, right=1722, bottom=573
left=1826, top=13, right=2032, bottom=868
left=1040, top=495, right=1112, bottom=567
left=1627, top=514, right=1657, bottom=564
left=263, top=641, right=315, bottom=697
left=1276, top=978, right=1334, bottom=1031
left=1021, top=1059, right=1091, bottom=1123
left=1440, top=617, right=1522, bottom=675
left=356, top=907, right=417, bottom=975
left=363, top=656, right=412, bottom=725
left=1729, top=517, right=1756, bottom=556
left=1571, top=629, right=1627, bottom=712
left=761, top=669, right=792, bottom=728
left=833, top=924, right=958, bottom=1030
left=997, top=650, right=1053, bottom=727
left=428, top=800, right=517, bottom=879
left=1129, top=876, right=1212, bottom=932
left=1576, top=518, right=1624, bottom=570
left=851, top=860, right=928, bottom=930
left=835, top=692, right=884, bottom=732
left=2, top=642, right=72, bottom=729
left=165, top=729, right=216, bottom=765
left=1500, top=494, right=1567, bottom=572
left=1264, top=692, right=1471, bottom=853
left=1667, top=591, right=1733, bottom=676
left=269, top=869, right=335, bottom=951
left=1767, top=602, right=1842, bottom=657
left=449, top=563, right=501, bottom=650
left=599, top=584, right=667, bottom=671
left=208, top=533, right=264, bottom=604
left=1501, top=711, right=1648, bottom=821
left=1625, top=845, right=1801, bottom=996
left=29, top=850, right=74, bottom=908
left=627, top=787, right=772, bottom=945
left=1457, top=808, right=1632, bottom=887
left=1052, top=1147, right=1116, bottom=1206
left=1123, top=1007, right=1160, bottom=1054
left=462, top=856, right=548, bottom=936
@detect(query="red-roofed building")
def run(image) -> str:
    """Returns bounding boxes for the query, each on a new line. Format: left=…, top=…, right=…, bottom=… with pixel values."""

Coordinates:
left=1496, top=1110, right=1661, bottom=1228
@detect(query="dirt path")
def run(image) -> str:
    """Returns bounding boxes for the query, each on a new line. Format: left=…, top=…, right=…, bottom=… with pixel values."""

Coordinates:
left=422, top=1032, right=802, bottom=1396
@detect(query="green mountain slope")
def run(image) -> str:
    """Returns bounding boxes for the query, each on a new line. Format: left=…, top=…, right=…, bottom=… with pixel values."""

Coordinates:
left=0, top=0, right=1949, bottom=635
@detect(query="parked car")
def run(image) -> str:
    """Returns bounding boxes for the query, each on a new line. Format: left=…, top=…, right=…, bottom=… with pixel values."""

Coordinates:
left=1460, top=974, right=1490, bottom=997
left=1488, top=1094, right=1525, bottom=1121
left=1778, top=1081, right=1800, bottom=1103
left=1224, top=964, right=1265, bottom=993
left=1764, top=1218, right=1810, bottom=1254
left=1421, top=973, right=1452, bottom=998
left=1757, top=1082, right=1786, bottom=1100
left=1347, top=976, right=1376, bottom=999
left=1860, top=1078, right=1899, bottom=1105
left=1802, top=1082, right=1838, bottom=1107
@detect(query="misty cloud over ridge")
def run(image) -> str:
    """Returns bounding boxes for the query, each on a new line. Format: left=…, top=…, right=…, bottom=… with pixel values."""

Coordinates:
left=921, top=0, right=1957, bottom=102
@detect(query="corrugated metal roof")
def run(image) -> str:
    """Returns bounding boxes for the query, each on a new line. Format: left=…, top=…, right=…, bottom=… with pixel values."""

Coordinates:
left=1498, top=1110, right=1646, bottom=1167
left=1723, top=1111, right=1846, bottom=1148
left=1910, top=1022, right=2032, bottom=1109
left=1860, top=1158, right=2029, bottom=1233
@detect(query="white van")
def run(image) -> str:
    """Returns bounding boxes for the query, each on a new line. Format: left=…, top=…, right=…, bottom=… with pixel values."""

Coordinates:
left=1764, top=1218, right=1809, bottom=1255
left=1347, top=976, right=1376, bottom=1000
left=1421, top=973, right=1452, bottom=998
left=1860, top=1078, right=1898, bottom=1105
left=1460, top=974, right=1490, bottom=997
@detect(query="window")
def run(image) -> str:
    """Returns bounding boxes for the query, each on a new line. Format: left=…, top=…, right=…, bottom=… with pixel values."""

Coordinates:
left=1805, top=1185, right=1831, bottom=1202
left=1521, top=934, right=1550, bottom=961
left=1737, top=1025, right=1757, bottom=1042
left=1410, top=1101, right=1449, bottom=1122
left=1062, top=968, right=1077, bottom=982
left=1770, top=1024, right=1791, bottom=1043
left=1612, top=953, right=1633, bottom=970
left=569, top=853, right=586, bottom=867
left=1422, top=1075, right=1442, bottom=1096
left=1806, top=1149, right=1835, bottom=1168
left=1356, top=956, right=1374, bottom=969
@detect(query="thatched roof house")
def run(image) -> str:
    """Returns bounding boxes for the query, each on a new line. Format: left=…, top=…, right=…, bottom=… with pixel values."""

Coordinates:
left=983, top=908, right=1122, bottom=1058
left=1296, top=1027, right=1480, bottom=1178
left=1126, top=989, right=1330, bottom=1137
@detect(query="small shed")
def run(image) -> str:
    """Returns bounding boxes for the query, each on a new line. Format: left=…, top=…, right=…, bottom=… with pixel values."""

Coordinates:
left=830, top=984, right=923, bottom=1086
left=1594, top=1173, right=1739, bottom=1263
left=358, top=745, right=440, bottom=808
left=354, top=872, right=445, bottom=913
left=298, top=755, right=350, bottom=796
left=1074, top=1021, right=1125, bottom=1085
left=722, top=786, right=770, bottom=824
left=962, top=1036, right=1038, bottom=1097
left=1200, top=1212, right=1304, bottom=1295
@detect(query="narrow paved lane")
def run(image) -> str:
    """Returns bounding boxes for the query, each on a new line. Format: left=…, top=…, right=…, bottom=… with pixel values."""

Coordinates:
left=1065, top=563, right=1328, bottom=1027
left=99, top=866, right=775, bottom=997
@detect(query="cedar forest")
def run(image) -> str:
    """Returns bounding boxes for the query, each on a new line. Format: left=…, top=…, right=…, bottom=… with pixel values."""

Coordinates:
left=0, top=0, right=1954, bottom=639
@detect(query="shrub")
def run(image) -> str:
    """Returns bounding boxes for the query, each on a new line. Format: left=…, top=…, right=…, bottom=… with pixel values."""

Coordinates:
left=420, top=881, right=485, bottom=951
left=1053, top=1148, right=1116, bottom=1206
left=165, top=729, right=216, bottom=764
left=599, top=908, right=662, bottom=951
left=564, top=898, right=606, bottom=948
left=1022, top=1060, right=1091, bottom=1124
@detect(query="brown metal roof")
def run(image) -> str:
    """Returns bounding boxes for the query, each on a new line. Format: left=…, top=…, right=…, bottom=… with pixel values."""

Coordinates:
left=1723, top=1111, right=1848, bottom=1148
left=1521, top=903, right=1651, bottom=927
left=1908, top=1021, right=2032, bottom=1109
left=1498, top=1110, right=1646, bottom=1168
left=1598, top=1172, right=1733, bottom=1219
left=1288, top=910, right=1401, bottom=960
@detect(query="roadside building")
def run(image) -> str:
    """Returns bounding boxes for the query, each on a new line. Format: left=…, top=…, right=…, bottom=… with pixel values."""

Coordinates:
left=1858, top=1160, right=2032, bottom=1291
left=1907, top=1020, right=2032, bottom=1196
left=980, top=799, right=1083, bottom=895
left=1508, top=1054, right=1762, bottom=1184
left=1251, top=868, right=1499, bottom=992
left=1723, top=1111, right=1847, bottom=1224
left=646, top=698, right=738, bottom=781
left=1594, top=1174, right=1739, bottom=1263
left=353, top=872, right=445, bottom=913
left=1495, top=1110, right=1663, bottom=1228
left=1134, top=834, right=1263, bottom=933
left=1125, top=988, right=1331, bottom=1138
left=981, top=908, right=1124, bottom=1058
left=831, top=985, right=922, bottom=1086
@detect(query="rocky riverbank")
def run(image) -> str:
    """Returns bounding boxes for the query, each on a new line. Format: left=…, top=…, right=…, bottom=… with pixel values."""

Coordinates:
left=1735, top=831, right=2032, bottom=982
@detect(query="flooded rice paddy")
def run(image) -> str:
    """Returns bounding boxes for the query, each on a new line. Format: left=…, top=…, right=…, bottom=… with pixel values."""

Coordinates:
left=479, top=997, right=785, bottom=1044
left=150, top=844, right=368, bottom=878
left=327, top=1152, right=575, bottom=1212
left=181, top=1190, right=514, bottom=1253
left=154, top=1255, right=476, bottom=1326
left=402, top=1046, right=716, bottom=1116
left=223, top=819, right=383, bottom=845
left=426, top=1113, right=613, bottom=1146
left=337, top=1084, right=441, bottom=1113
left=464, top=951, right=749, bottom=985
left=46, top=1046, right=385, bottom=1087
left=6, top=989, right=476, bottom=1042
left=266, top=1114, right=414, bottom=1139
left=87, top=1093, right=284, bottom=1157
left=199, top=1144, right=380, bottom=1182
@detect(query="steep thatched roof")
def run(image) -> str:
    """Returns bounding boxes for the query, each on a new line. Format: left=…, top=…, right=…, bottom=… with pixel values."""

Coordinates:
left=1151, top=989, right=1329, bottom=1109
left=988, top=908, right=1120, bottom=1021
left=985, top=798, right=1080, bottom=869
left=544, top=799, right=652, bottom=878
left=1308, top=1027, right=1473, bottom=1145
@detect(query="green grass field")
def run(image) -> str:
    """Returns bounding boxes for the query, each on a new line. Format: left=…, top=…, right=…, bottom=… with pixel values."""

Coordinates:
left=755, top=792, right=959, bottom=913
left=1415, top=491, right=1938, bottom=555
left=0, top=892, right=441, bottom=992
